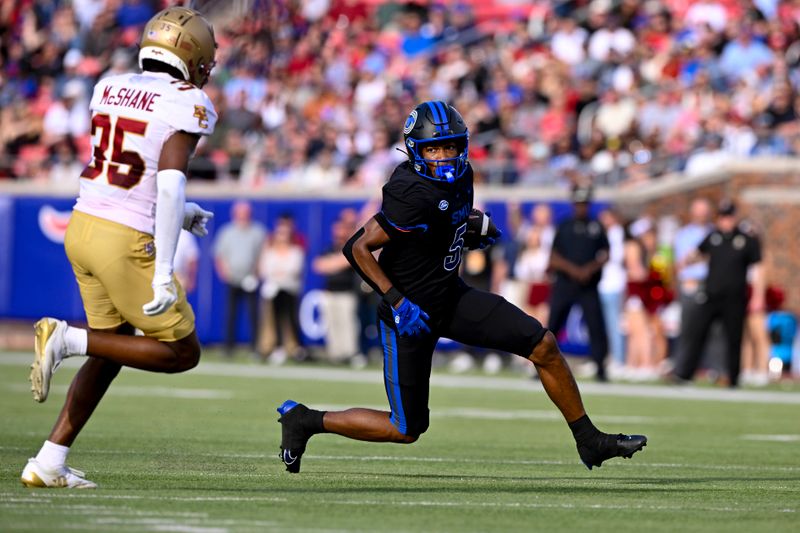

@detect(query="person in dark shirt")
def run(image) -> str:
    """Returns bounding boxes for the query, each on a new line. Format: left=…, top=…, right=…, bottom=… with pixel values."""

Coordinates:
left=275, top=101, right=646, bottom=473
left=312, top=218, right=362, bottom=365
left=547, top=185, right=610, bottom=381
left=672, top=199, right=763, bottom=387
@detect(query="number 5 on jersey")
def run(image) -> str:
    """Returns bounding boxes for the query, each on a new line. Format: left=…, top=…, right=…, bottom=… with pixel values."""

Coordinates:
left=81, top=112, right=148, bottom=189
left=444, top=223, right=467, bottom=272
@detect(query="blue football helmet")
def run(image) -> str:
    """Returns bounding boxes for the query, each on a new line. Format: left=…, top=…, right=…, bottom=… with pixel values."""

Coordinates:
left=402, top=101, right=469, bottom=182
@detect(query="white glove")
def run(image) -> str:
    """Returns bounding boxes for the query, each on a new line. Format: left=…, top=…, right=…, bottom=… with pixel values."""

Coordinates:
left=183, top=202, right=214, bottom=237
left=142, top=274, right=178, bottom=316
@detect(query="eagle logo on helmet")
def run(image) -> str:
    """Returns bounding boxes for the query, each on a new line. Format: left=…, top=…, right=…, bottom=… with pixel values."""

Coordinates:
left=403, top=110, right=418, bottom=135
left=138, top=7, right=217, bottom=88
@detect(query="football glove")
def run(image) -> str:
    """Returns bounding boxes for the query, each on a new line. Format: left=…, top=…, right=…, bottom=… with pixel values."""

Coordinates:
left=142, top=274, right=178, bottom=316
left=465, top=209, right=502, bottom=249
left=391, top=298, right=431, bottom=337
left=182, top=202, right=214, bottom=237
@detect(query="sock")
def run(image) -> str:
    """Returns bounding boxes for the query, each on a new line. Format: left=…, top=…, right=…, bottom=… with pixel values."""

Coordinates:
left=35, top=440, right=70, bottom=470
left=568, top=414, right=602, bottom=445
left=64, top=326, right=88, bottom=357
left=307, top=409, right=327, bottom=435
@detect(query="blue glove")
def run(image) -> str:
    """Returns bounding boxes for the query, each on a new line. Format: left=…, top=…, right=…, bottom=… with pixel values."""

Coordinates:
left=391, top=298, right=431, bottom=337
left=465, top=209, right=502, bottom=249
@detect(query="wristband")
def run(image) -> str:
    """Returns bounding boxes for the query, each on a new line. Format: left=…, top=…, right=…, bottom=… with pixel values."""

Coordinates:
left=382, top=286, right=404, bottom=307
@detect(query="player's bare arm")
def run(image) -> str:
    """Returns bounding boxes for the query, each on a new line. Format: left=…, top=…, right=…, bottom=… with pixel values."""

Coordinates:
left=159, top=131, right=200, bottom=172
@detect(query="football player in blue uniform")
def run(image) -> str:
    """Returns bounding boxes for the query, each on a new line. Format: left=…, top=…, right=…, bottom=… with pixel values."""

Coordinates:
left=277, top=101, right=647, bottom=473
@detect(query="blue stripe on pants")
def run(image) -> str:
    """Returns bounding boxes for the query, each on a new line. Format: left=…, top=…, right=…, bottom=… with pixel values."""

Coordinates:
left=380, top=321, right=407, bottom=434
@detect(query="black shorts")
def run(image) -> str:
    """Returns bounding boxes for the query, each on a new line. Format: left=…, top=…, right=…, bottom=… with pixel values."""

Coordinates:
left=379, top=287, right=547, bottom=436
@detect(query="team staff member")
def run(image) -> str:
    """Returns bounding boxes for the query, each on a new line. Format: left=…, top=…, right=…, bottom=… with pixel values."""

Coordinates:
left=275, top=101, right=646, bottom=473
left=22, top=7, right=217, bottom=488
left=673, top=199, right=763, bottom=387
left=547, top=185, right=610, bottom=382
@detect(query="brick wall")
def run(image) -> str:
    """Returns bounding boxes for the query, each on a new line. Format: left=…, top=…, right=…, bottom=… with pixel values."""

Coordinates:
left=616, top=167, right=800, bottom=313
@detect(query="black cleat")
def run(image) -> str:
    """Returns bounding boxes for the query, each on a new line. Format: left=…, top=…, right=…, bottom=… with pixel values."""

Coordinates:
left=577, top=433, right=647, bottom=470
left=277, top=400, right=314, bottom=473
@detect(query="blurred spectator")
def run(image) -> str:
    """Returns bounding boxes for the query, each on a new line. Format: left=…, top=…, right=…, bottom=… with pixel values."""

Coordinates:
left=257, top=215, right=306, bottom=364
left=312, top=217, right=362, bottom=365
left=551, top=17, right=588, bottom=66
left=684, top=133, right=730, bottom=175
left=672, top=199, right=763, bottom=387
left=42, top=79, right=90, bottom=147
left=213, top=201, right=266, bottom=358
left=5, top=0, right=800, bottom=183
left=718, top=25, right=774, bottom=84
left=301, top=147, right=346, bottom=190
left=547, top=184, right=610, bottom=382
left=514, top=225, right=552, bottom=327
left=672, top=197, right=715, bottom=373
left=47, top=136, right=83, bottom=184
left=514, top=203, right=556, bottom=323
left=598, top=208, right=627, bottom=378
left=684, top=0, right=728, bottom=33
left=623, top=217, right=668, bottom=381
left=741, top=227, right=771, bottom=386
left=174, top=230, right=199, bottom=295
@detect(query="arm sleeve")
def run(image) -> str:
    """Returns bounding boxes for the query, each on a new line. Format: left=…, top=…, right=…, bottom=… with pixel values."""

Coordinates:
left=152, top=169, right=186, bottom=283
left=342, top=226, right=383, bottom=296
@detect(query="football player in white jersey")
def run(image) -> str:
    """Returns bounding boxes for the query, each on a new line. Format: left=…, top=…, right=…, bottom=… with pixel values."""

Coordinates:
left=21, top=7, right=219, bottom=489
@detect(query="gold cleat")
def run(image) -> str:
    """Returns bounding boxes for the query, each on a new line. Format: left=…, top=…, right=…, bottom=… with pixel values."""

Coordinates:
left=31, top=318, right=65, bottom=403
left=21, top=458, right=97, bottom=489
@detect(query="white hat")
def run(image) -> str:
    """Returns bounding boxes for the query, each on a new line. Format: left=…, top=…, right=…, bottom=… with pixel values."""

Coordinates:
left=63, top=48, right=83, bottom=69
left=63, top=79, right=85, bottom=99
left=629, top=217, right=653, bottom=238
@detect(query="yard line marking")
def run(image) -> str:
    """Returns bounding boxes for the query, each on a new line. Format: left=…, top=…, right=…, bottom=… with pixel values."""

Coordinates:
left=1, top=448, right=798, bottom=471
left=0, top=492, right=288, bottom=503
left=301, top=455, right=800, bottom=472
left=1, top=492, right=791, bottom=515
left=2, top=352, right=798, bottom=404
left=5, top=383, right=233, bottom=400
left=318, top=499, right=795, bottom=514
left=92, top=520, right=227, bottom=533
left=740, top=434, right=800, bottom=442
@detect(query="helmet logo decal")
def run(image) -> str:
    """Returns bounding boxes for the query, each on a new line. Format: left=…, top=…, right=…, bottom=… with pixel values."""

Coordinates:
left=403, top=110, right=418, bottom=135
left=438, top=200, right=449, bottom=211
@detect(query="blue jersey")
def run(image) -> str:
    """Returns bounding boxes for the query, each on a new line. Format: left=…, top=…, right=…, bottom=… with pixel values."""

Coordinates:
left=375, top=161, right=474, bottom=319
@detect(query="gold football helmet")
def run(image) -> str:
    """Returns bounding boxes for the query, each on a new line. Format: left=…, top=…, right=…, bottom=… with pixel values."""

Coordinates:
left=138, top=7, right=217, bottom=88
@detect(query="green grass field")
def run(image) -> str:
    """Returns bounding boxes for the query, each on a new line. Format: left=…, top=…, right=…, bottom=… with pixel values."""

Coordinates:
left=1, top=351, right=798, bottom=532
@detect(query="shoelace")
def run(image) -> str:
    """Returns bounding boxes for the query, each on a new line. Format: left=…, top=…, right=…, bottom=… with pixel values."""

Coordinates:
left=67, top=466, right=86, bottom=477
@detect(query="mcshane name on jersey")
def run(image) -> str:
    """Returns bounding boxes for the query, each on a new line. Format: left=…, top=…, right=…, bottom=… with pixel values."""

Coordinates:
left=99, top=86, right=161, bottom=111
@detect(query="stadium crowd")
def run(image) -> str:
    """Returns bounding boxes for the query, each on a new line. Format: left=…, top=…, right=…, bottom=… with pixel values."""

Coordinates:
left=2, top=0, right=797, bottom=385
left=2, top=0, right=800, bottom=187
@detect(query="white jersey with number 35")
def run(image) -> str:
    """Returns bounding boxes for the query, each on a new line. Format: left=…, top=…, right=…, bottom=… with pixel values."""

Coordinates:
left=74, top=71, right=217, bottom=234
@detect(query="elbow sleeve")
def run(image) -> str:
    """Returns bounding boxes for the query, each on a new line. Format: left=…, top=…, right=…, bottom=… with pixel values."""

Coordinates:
left=342, top=227, right=383, bottom=295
